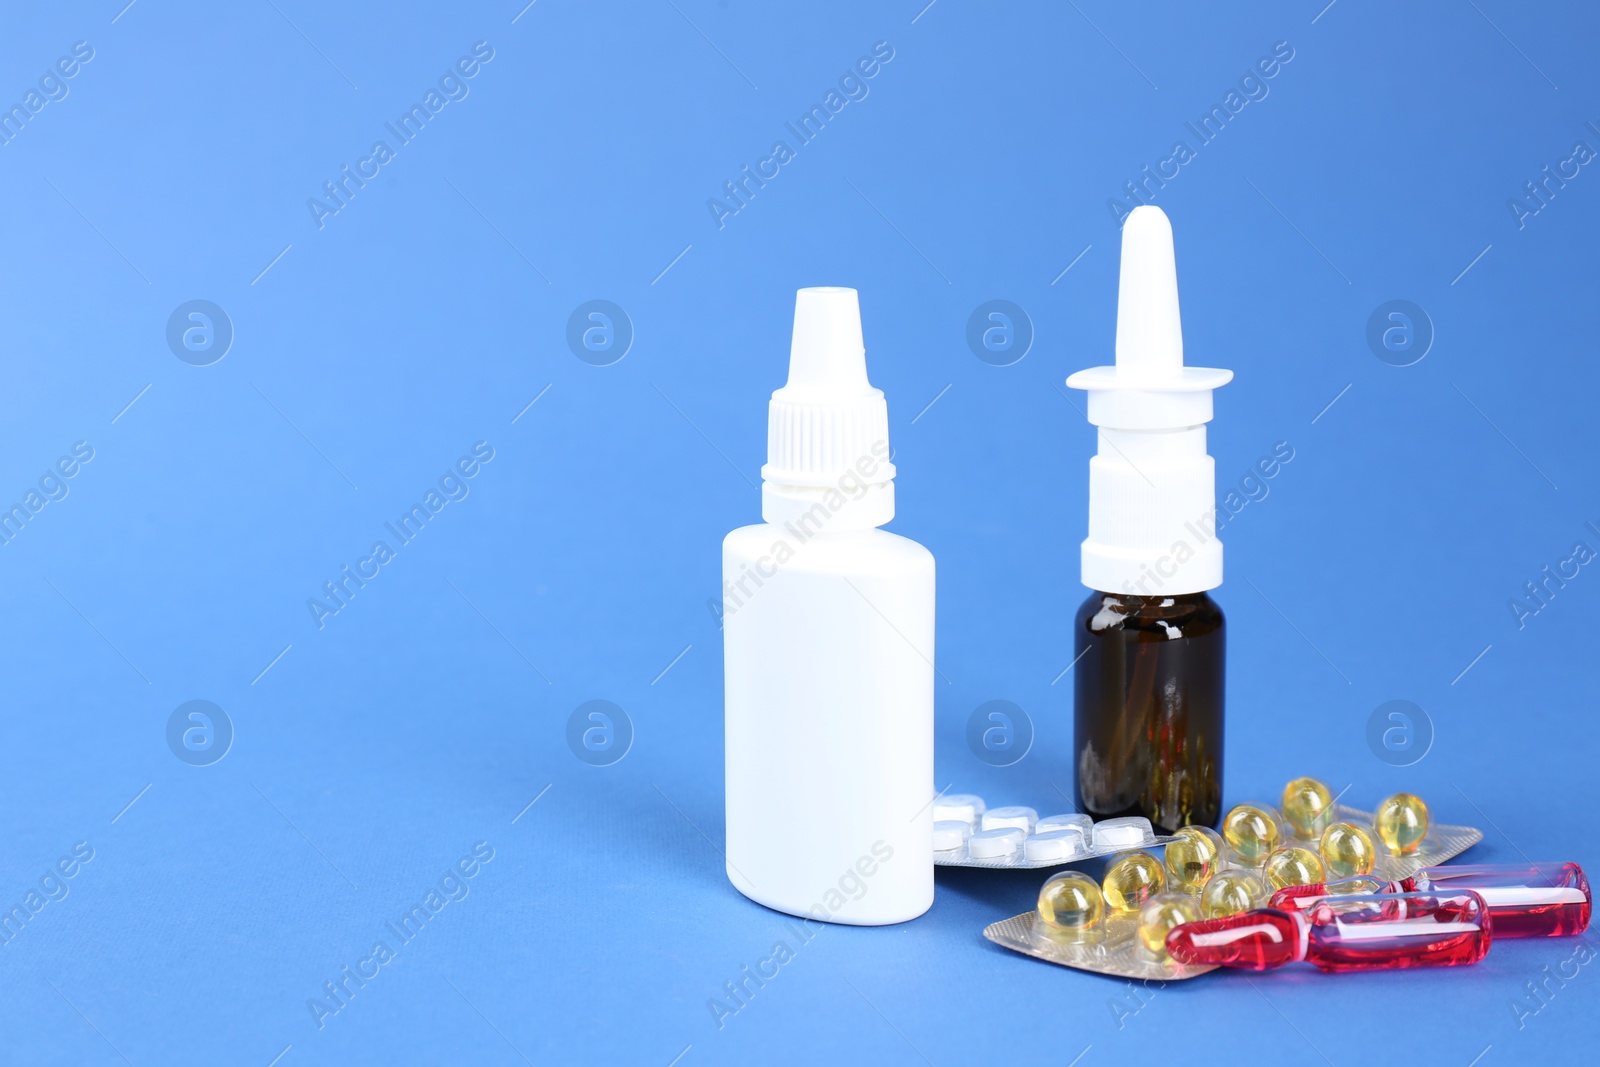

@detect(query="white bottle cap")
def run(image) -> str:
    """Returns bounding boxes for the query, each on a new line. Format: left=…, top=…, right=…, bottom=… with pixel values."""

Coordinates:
left=761, top=287, right=896, bottom=530
left=1066, top=206, right=1232, bottom=595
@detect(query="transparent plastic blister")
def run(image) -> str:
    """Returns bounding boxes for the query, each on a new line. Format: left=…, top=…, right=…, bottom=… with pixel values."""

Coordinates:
left=930, top=795, right=1173, bottom=869
left=982, top=911, right=1217, bottom=981
left=1250, top=801, right=1483, bottom=882
left=980, top=792, right=1486, bottom=980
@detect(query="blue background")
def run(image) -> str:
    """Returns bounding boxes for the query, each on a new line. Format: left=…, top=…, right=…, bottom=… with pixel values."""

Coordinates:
left=1, top=0, right=1596, bottom=1063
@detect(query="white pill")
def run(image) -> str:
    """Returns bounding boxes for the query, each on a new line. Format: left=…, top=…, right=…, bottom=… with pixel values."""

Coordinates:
left=967, top=828, right=1025, bottom=859
left=932, top=793, right=985, bottom=825
left=1024, top=829, right=1088, bottom=863
left=932, top=820, right=971, bottom=852
left=981, top=805, right=1037, bottom=833
left=1092, top=816, right=1153, bottom=850
left=1036, top=813, right=1093, bottom=837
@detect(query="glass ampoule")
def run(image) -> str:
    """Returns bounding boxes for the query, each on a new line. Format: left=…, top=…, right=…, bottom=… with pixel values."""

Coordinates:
left=1268, top=862, right=1591, bottom=939
left=1166, top=892, right=1493, bottom=972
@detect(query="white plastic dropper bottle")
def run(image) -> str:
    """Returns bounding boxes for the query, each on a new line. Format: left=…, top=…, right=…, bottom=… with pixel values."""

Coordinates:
left=723, top=287, right=935, bottom=926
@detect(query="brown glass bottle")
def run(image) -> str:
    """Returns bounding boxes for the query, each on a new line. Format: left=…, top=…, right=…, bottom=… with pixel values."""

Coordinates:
left=1073, top=590, right=1224, bottom=833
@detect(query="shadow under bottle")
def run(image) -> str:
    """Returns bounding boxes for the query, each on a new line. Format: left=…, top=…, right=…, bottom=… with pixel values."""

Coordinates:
left=1073, top=591, right=1224, bottom=834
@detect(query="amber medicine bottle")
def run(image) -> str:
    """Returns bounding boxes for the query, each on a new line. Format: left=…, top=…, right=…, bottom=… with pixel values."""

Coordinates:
left=1066, top=206, right=1231, bottom=833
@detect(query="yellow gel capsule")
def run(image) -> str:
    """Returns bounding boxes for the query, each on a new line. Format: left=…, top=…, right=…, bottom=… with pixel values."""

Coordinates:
left=1374, top=792, right=1430, bottom=855
left=1137, top=892, right=1201, bottom=956
left=1200, top=868, right=1266, bottom=918
left=1280, top=777, right=1336, bottom=838
left=1319, top=821, right=1377, bottom=877
left=1165, top=825, right=1223, bottom=892
left=1038, top=871, right=1104, bottom=941
left=1264, top=846, right=1326, bottom=890
left=1222, top=804, right=1280, bottom=865
left=1102, top=851, right=1166, bottom=912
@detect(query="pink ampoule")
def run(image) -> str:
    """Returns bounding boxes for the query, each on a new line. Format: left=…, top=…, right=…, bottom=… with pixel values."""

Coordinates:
left=1269, top=863, right=1590, bottom=939
left=1270, top=876, right=1408, bottom=914
left=1166, top=891, right=1493, bottom=972
left=1411, top=863, right=1589, bottom=938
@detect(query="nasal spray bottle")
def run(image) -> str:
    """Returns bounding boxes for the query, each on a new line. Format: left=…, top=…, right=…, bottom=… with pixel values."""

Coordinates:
left=1066, top=207, right=1231, bottom=834
left=724, top=287, right=935, bottom=925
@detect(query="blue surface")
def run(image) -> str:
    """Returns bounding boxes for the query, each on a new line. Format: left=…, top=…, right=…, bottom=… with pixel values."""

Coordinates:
left=1, top=1, right=1596, bottom=1063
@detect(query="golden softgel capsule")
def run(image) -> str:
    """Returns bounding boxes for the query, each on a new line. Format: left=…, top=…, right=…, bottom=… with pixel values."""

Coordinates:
left=1281, top=777, right=1335, bottom=838
left=1102, top=851, right=1165, bottom=912
left=1038, top=871, right=1104, bottom=941
left=1201, top=868, right=1266, bottom=918
left=1222, top=804, right=1280, bottom=865
left=1320, top=821, right=1377, bottom=877
left=1137, top=892, right=1201, bottom=956
left=1374, top=792, right=1429, bottom=855
left=1165, top=825, right=1223, bottom=892
left=1265, top=846, right=1326, bottom=890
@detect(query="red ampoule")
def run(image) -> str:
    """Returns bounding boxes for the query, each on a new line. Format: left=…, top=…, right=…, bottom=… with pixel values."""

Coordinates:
left=1166, top=891, right=1493, bottom=972
left=1411, top=863, right=1590, bottom=938
left=1164, top=908, right=1304, bottom=970
left=1270, top=863, right=1591, bottom=939
left=1271, top=876, right=1409, bottom=914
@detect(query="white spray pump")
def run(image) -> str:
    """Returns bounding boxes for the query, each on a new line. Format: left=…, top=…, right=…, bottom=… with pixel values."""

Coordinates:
left=1067, top=205, right=1233, bottom=596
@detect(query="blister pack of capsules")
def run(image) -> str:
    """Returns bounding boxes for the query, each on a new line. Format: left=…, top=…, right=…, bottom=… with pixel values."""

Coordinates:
left=1240, top=800, right=1482, bottom=883
left=930, top=794, right=1172, bottom=869
left=985, top=905, right=1218, bottom=981
left=984, top=780, right=1488, bottom=980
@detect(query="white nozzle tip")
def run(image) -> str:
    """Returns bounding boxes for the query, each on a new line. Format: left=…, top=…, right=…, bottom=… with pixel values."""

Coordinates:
left=1115, top=206, right=1183, bottom=378
left=787, top=287, right=868, bottom=395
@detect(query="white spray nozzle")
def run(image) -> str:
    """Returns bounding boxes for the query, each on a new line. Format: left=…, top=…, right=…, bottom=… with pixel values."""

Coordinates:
left=1066, top=205, right=1231, bottom=430
left=784, top=287, right=870, bottom=398
left=1114, top=205, right=1184, bottom=380
left=1065, top=206, right=1232, bottom=595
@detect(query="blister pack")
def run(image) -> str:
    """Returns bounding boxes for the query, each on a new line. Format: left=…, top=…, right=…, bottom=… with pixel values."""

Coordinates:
left=983, top=781, right=1486, bottom=980
left=930, top=794, right=1173, bottom=869
left=984, top=910, right=1217, bottom=981
left=1241, top=800, right=1483, bottom=883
